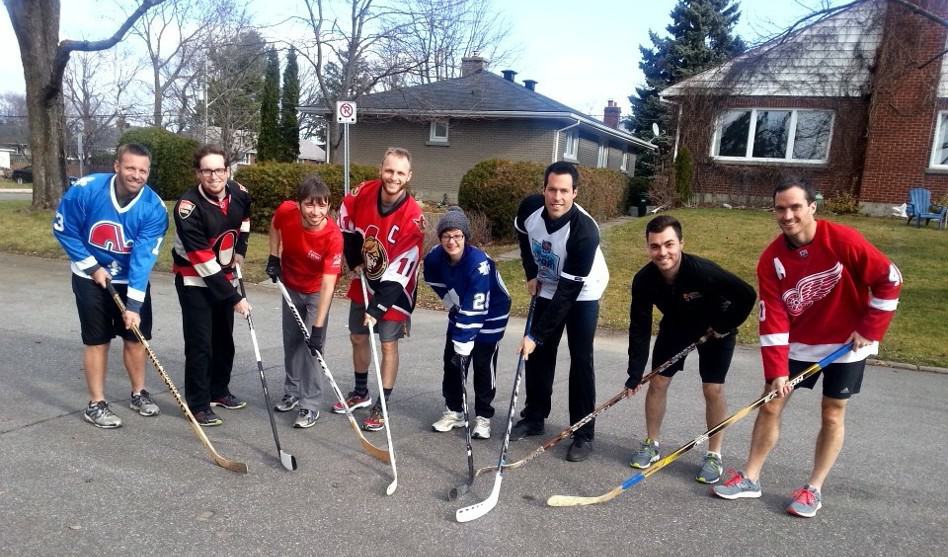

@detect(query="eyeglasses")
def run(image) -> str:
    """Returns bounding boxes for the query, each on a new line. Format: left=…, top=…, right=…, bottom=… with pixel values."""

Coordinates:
left=199, top=168, right=228, bottom=178
left=440, top=233, right=464, bottom=244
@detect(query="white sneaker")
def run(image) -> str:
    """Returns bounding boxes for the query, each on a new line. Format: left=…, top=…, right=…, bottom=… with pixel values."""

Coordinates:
left=471, top=416, right=491, bottom=439
left=432, top=409, right=464, bottom=432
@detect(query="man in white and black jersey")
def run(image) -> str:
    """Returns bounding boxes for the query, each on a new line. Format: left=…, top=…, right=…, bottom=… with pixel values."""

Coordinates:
left=512, top=161, right=609, bottom=462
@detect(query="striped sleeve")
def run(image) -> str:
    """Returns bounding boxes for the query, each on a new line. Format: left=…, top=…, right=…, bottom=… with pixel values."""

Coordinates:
left=757, top=252, right=791, bottom=380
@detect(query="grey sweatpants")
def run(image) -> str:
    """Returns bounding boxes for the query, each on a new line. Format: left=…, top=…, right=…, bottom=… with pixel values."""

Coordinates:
left=281, top=286, right=329, bottom=412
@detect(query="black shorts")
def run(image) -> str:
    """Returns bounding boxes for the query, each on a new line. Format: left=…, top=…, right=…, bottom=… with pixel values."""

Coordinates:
left=790, top=359, right=865, bottom=400
left=72, top=274, right=152, bottom=345
left=347, top=303, right=409, bottom=342
left=652, top=329, right=736, bottom=384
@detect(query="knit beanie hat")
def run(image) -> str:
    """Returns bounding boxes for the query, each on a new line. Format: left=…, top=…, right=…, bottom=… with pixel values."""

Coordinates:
left=437, top=206, right=471, bottom=239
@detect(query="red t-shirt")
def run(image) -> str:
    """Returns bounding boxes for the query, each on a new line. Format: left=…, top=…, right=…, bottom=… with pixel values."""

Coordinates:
left=273, top=200, right=343, bottom=293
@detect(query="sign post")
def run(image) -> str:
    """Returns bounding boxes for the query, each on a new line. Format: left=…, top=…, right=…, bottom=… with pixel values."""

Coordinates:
left=336, top=101, right=357, bottom=196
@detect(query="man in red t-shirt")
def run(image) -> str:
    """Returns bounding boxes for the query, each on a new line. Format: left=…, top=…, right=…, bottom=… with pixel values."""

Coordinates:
left=266, top=176, right=343, bottom=429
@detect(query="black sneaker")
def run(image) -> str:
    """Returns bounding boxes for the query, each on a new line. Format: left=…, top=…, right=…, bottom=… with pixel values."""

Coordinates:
left=510, top=418, right=544, bottom=441
left=193, top=408, right=223, bottom=427
left=566, top=437, right=593, bottom=462
left=210, top=394, right=247, bottom=410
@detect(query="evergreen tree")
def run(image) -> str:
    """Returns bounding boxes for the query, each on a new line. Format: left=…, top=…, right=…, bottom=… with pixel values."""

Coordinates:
left=279, top=48, right=301, bottom=163
left=257, top=47, right=281, bottom=162
left=628, top=0, right=746, bottom=175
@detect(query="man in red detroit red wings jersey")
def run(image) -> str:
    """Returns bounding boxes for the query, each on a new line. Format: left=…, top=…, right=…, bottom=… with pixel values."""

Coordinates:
left=336, top=147, right=425, bottom=432
left=172, top=145, right=252, bottom=427
left=713, top=177, right=901, bottom=518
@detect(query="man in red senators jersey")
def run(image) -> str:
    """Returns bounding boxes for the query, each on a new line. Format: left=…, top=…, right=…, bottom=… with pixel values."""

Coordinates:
left=714, top=177, right=902, bottom=518
left=334, top=147, right=425, bottom=432
left=172, top=144, right=252, bottom=427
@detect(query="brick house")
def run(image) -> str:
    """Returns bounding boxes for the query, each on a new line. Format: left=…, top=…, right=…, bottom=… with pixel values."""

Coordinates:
left=660, top=0, right=948, bottom=215
left=299, top=56, right=654, bottom=202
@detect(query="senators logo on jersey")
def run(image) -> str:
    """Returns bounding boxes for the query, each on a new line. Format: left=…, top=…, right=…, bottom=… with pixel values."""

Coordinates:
left=362, top=225, right=388, bottom=280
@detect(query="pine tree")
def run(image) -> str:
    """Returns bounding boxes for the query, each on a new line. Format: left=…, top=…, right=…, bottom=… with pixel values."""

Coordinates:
left=279, top=48, right=301, bottom=163
left=628, top=0, right=746, bottom=175
left=257, top=47, right=281, bottom=162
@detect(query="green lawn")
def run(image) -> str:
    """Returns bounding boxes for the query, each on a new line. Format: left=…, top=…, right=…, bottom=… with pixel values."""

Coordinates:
left=2, top=200, right=945, bottom=366
left=0, top=178, right=27, bottom=189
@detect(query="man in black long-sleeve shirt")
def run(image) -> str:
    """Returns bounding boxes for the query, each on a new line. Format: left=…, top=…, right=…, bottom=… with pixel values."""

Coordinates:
left=513, top=161, right=609, bottom=462
left=626, top=215, right=755, bottom=484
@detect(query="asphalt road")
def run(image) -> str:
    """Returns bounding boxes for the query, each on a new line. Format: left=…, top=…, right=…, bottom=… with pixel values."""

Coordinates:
left=0, top=252, right=945, bottom=556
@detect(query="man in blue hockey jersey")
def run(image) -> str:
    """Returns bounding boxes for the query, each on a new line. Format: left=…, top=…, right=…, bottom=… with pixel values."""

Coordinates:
left=424, top=208, right=510, bottom=439
left=53, top=143, right=169, bottom=428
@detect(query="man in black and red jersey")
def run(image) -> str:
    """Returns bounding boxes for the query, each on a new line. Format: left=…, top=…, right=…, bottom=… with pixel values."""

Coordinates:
left=172, top=144, right=252, bottom=427
left=334, top=147, right=425, bottom=432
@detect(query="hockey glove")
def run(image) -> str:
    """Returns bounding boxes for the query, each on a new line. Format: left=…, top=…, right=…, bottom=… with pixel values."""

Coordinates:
left=307, top=325, right=324, bottom=356
left=266, top=255, right=281, bottom=283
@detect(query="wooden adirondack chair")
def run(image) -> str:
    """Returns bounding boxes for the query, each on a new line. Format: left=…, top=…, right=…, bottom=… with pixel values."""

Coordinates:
left=906, top=188, right=947, bottom=229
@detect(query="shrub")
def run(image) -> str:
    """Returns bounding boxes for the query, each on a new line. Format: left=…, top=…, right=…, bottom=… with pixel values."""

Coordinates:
left=118, top=127, right=199, bottom=201
left=626, top=176, right=651, bottom=213
left=675, top=146, right=694, bottom=205
left=575, top=167, right=632, bottom=221
left=822, top=190, right=860, bottom=215
left=234, top=162, right=377, bottom=232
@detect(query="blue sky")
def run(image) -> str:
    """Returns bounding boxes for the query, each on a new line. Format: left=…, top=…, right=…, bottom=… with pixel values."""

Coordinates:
left=0, top=0, right=845, bottom=121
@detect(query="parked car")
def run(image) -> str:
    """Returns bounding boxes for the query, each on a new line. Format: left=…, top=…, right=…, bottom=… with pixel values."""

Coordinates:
left=12, top=166, right=32, bottom=184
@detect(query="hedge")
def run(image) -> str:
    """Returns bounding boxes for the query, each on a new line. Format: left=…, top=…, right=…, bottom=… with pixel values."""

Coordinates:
left=458, top=159, right=632, bottom=241
left=118, top=127, right=199, bottom=201
left=234, top=162, right=377, bottom=232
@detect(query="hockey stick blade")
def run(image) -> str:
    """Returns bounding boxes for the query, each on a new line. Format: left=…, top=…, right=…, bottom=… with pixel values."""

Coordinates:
left=107, top=283, right=248, bottom=474
left=456, top=474, right=502, bottom=522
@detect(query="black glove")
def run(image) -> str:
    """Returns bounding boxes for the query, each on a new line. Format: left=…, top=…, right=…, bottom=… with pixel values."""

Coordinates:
left=625, top=368, right=644, bottom=389
left=307, top=325, right=324, bottom=356
left=266, top=255, right=281, bottom=283
left=450, top=350, right=471, bottom=374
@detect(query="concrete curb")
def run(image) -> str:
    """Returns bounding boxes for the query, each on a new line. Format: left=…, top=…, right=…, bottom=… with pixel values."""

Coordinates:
left=867, top=358, right=948, bottom=375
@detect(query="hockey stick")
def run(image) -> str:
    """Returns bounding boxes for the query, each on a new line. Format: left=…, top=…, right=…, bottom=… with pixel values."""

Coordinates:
left=447, top=360, right=476, bottom=500
left=460, top=332, right=716, bottom=487
left=455, top=294, right=538, bottom=523
left=105, top=282, right=248, bottom=474
left=275, top=279, right=389, bottom=463
left=547, top=342, right=855, bottom=507
left=360, top=272, right=398, bottom=495
left=235, top=266, right=297, bottom=471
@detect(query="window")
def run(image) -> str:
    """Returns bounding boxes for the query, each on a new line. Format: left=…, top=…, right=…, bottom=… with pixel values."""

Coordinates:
left=930, top=111, right=948, bottom=168
left=597, top=142, right=608, bottom=168
left=563, top=130, right=578, bottom=160
left=712, top=108, right=833, bottom=163
left=429, top=120, right=449, bottom=143
left=620, top=152, right=629, bottom=171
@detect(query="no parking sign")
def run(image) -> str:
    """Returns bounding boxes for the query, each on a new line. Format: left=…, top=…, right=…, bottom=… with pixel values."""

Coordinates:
left=336, top=101, right=357, bottom=124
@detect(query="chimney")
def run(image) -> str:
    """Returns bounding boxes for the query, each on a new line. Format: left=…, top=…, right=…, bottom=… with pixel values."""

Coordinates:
left=603, top=99, right=621, bottom=129
left=501, top=69, right=517, bottom=82
left=523, top=79, right=538, bottom=91
left=461, top=53, right=488, bottom=77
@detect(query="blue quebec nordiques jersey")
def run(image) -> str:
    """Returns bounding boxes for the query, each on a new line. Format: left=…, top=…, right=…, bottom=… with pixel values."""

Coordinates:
left=423, top=244, right=511, bottom=356
left=52, top=173, right=168, bottom=310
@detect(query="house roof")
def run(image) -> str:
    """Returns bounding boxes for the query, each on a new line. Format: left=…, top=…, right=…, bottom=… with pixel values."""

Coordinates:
left=661, top=0, right=884, bottom=99
left=298, top=140, right=326, bottom=162
left=300, top=71, right=655, bottom=150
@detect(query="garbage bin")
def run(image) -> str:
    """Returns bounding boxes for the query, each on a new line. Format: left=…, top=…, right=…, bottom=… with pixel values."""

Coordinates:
left=636, top=191, right=648, bottom=217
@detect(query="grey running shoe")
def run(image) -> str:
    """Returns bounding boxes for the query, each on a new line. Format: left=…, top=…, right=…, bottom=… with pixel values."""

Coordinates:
left=786, top=485, right=822, bottom=517
left=630, top=438, right=660, bottom=469
left=432, top=409, right=464, bottom=432
left=130, top=390, right=160, bottom=417
left=84, top=401, right=122, bottom=428
left=210, top=394, right=246, bottom=409
left=471, top=416, right=491, bottom=439
left=696, top=453, right=724, bottom=484
left=275, top=394, right=299, bottom=413
left=193, top=408, right=223, bottom=427
left=293, top=408, right=320, bottom=429
left=712, top=469, right=762, bottom=499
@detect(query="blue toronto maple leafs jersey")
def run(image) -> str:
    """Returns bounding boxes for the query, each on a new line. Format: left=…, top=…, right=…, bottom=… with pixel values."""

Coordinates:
left=423, top=244, right=511, bottom=355
left=52, top=173, right=168, bottom=311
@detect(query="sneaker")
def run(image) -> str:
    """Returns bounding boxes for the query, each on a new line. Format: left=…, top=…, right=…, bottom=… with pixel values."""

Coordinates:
left=786, top=485, right=822, bottom=518
left=432, top=409, right=465, bottom=432
left=629, top=437, right=660, bottom=469
left=510, top=418, right=544, bottom=441
left=712, top=469, right=762, bottom=499
left=129, top=390, right=160, bottom=417
left=210, top=394, right=247, bottom=410
left=361, top=405, right=385, bottom=431
left=566, top=437, right=593, bottom=462
left=471, top=416, right=491, bottom=439
left=192, top=408, right=223, bottom=427
left=293, top=408, right=320, bottom=429
left=696, top=453, right=724, bottom=484
left=84, top=401, right=122, bottom=429
left=275, top=394, right=299, bottom=413
left=331, top=390, right=372, bottom=414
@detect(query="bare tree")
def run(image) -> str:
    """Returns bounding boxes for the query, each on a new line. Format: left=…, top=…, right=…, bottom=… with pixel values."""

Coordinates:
left=3, top=0, right=164, bottom=209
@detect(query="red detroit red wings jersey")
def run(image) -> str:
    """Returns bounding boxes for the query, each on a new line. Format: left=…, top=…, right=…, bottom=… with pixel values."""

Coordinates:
left=273, top=200, right=342, bottom=294
left=757, top=219, right=901, bottom=380
left=338, top=179, right=425, bottom=321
